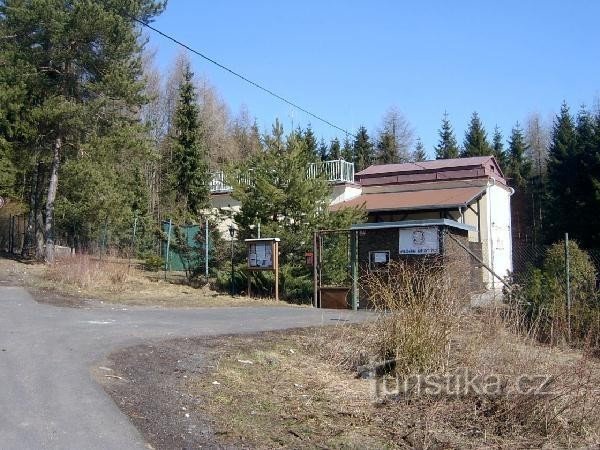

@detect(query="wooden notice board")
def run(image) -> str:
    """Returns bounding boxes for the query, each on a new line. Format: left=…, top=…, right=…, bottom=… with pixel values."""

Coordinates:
left=245, top=238, right=280, bottom=301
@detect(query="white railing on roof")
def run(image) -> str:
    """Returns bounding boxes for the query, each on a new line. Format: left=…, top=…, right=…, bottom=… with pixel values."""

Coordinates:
left=307, top=159, right=355, bottom=184
left=210, top=160, right=355, bottom=193
left=209, top=170, right=232, bottom=193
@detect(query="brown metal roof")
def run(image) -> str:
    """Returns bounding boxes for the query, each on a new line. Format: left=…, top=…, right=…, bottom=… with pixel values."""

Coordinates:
left=330, top=185, right=486, bottom=212
left=355, top=156, right=506, bottom=186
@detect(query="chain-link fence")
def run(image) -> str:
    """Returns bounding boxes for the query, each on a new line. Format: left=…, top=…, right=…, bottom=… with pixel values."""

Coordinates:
left=0, top=214, right=25, bottom=254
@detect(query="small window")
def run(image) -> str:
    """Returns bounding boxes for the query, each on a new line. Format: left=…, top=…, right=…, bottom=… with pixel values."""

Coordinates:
left=369, top=250, right=390, bottom=271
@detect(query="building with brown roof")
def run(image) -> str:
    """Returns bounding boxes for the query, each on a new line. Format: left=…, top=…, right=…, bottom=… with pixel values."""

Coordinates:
left=331, top=156, right=514, bottom=290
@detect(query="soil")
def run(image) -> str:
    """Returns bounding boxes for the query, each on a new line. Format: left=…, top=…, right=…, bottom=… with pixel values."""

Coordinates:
left=99, top=337, right=230, bottom=450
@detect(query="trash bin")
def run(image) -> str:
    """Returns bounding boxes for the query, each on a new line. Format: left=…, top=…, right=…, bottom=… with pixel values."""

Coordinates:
left=319, top=286, right=350, bottom=309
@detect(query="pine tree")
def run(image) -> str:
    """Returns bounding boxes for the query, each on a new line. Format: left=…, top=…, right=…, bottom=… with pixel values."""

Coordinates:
left=341, top=136, right=353, bottom=161
left=434, top=111, right=460, bottom=159
left=317, top=138, right=329, bottom=160
left=353, top=126, right=374, bottom=171
left=574, top=106, right=600, bottom=247
left=462, top=112, right=492, bottom=157
left=505, top=123, right=531, bottom=187
left=545, top=102, right=577, bottom=244
left=172, top=63, right=209, bottom=218
left=303, top=124, right=318, bottom=158
left=0, top=0, right=165, bottom=260
left=329, top=137, right=341, bottom=160
left=376, top=131, right=398, bottom=164
left=412, top=138, right=427, bottom=162
left=229, top=124, right=364, bottom=270
left=491, top=126, right=508, bottom=170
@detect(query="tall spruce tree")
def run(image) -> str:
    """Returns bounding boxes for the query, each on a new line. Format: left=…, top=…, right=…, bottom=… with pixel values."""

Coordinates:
left=317, top=138, right=329, bottom=160
left=574, top=106, right=600, bottom=247
left=353, top=126, right=374, bottom=171
left=0, top=0, right=165, bottom=260
left=434, top=111, right=460, bottom=159
left=462, top=112, right=492, bottom=157
left=171, top=63, right=209, bottom=218
left=376, top=131, right=398, bottom=164
left=412, top=138, right=427, bottom=162
left=492, top=126, right=508, bottom=170
left=505, top=123, right=531, bottom=187
left=329, top=137, right=341, bottom=160
left=545, top=102, right=578, bottom=244
left=303, top=125, right=318, bottom=158
left=341, top=136, right=353, bottom=161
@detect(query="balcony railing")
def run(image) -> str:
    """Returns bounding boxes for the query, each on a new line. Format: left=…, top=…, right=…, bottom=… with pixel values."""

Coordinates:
left=307, top=159, right=355, bottom=184
left=209, top=159, right=355, bottom=193
left=209, top=171, right=232, bottom=193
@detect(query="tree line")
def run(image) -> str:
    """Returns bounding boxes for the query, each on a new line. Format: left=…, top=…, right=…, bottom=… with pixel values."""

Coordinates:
left=1, top=0, right=599, bottom=264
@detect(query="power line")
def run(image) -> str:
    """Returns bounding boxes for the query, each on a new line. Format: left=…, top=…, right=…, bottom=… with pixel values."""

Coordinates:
left=127, top=13, right=354, bottom=137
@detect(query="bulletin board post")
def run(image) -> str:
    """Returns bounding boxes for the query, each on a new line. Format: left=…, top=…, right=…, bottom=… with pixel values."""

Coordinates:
left=245, top=238, right=280, bottom=301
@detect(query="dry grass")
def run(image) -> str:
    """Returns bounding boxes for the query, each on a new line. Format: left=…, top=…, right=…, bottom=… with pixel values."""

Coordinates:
left=20, top=254, right=286, bottom=308
left=186, top=309, right=600, bottom=449
left=362, top=258, right=470, bottom=376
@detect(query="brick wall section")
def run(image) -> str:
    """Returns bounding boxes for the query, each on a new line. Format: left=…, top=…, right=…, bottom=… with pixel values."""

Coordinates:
left=357, top=226, right=483, bottom=307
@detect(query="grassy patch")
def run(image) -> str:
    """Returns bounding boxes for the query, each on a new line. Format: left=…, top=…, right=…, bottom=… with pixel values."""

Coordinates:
left=2, top=255, right=286, bottom=308
left=185, top=312, right=600, bottom=448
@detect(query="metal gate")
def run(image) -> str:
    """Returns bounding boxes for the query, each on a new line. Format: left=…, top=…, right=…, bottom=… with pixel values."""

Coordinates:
left=312, top=229, right=359, bottom=310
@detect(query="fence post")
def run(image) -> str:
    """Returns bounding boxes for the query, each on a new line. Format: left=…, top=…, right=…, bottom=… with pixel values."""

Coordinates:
left=350, top=230, right=359, bottom=311
left=565, top=232, right=571, bottom=343
left=313, top=231, right=318, bottom=307
left=205, top=217, right=209, bottom=282
left=164, top=218, right=172, bottom=280
left=9, top=215, right=13, bottom=254
left=128, top=216, right=138, bottom=269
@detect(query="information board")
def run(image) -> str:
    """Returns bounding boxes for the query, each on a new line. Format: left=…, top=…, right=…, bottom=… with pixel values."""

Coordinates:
left=399, top=227, right=439, bottom=255
left=248, top=241, right=273, bottom=269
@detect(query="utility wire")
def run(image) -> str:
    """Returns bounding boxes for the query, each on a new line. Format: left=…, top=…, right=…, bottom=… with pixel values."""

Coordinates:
left=126, top=13, right=354, bottom=137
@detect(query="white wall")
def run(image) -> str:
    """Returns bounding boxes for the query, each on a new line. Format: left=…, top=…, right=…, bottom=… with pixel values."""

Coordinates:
left=487, top=182, right=513, bottom=288
left=330, top=184, right=362, bottom=205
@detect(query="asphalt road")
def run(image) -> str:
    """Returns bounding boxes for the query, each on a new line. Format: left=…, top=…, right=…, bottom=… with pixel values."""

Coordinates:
left=0, top=285, right=364, bottom=450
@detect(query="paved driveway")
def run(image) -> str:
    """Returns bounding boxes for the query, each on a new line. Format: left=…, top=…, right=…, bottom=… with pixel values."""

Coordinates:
left=0, top=286, right=364, bottom=450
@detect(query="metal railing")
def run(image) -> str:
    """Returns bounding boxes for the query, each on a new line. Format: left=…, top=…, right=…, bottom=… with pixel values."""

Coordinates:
left=307, top=159, right=355, bottom=184
left=209, top=171, right=232, bottom=193
left=209, top=160, right=355, bottom=193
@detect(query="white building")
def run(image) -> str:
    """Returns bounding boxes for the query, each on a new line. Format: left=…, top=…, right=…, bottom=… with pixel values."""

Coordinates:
left=209, top=156, right=513, bottom=290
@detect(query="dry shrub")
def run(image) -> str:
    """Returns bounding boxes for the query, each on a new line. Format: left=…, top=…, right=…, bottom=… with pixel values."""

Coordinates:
left=362, top=258, right=470, bottom=376
left=45, top=253, right=131, bottom=291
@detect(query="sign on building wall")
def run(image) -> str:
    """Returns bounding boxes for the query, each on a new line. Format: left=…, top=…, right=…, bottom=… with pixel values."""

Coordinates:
left=399, top=227, right=439, bottom=255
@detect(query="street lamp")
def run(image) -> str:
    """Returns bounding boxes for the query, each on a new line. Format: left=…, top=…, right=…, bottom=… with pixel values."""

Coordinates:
left=228, top=224, right=236, bottom=296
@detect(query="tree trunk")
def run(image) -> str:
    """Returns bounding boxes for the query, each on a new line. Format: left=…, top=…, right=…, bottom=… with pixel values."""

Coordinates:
left=22, top=164, right=38, bottom=258
left=44, top=136, right=61, bottom=263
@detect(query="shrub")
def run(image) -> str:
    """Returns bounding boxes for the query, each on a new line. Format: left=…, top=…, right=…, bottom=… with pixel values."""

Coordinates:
left=143, top=254, right=164, bottom=272
left=362, top=258, right=469, bottom=376
left=513, top=240, right=599, bottom=348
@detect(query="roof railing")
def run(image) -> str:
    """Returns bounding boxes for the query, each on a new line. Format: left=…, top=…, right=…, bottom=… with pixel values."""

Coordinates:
left=209, top=159, right=355, bottom=193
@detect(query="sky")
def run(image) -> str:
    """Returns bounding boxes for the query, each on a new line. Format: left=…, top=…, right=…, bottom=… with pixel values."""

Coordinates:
left=147, top=1, right=600, bottom=159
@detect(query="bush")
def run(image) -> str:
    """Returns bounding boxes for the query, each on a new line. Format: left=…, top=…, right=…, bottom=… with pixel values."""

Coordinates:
left=513, top=240, right=599, bottom=348
left=362, top=258, right=469, bottom=375
left=143, top=254, right=164, bottom=272
left=280, top=264, right=312, bottom=304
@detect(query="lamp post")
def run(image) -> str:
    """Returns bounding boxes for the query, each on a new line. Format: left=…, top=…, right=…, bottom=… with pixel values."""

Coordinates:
left=228, top=224, right=235, bottom=295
